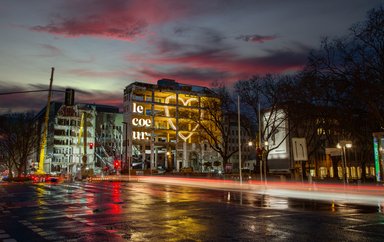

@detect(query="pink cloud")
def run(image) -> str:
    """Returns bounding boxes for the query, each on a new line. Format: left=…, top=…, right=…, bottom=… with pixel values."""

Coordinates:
left=29, top=0, right=194, bottom=41
left=31, top=16, right=147, bottom=41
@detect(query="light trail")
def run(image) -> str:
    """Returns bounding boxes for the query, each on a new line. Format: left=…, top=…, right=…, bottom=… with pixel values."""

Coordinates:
left=90, top=175, right=384, bottom=206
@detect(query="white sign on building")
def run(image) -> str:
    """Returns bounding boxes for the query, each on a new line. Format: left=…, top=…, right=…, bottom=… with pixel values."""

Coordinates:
left=292, top=137, right=308, bottom=161
left=263, top=109, right=287, bottom=155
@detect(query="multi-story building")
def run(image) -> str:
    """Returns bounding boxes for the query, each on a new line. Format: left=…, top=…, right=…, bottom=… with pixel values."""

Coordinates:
left=225, top=118, right=253, bottom=173
left=94, top=105, right=123, bottom=173
left=123, top=79, right=220, bottom=172
left=35, top=100, right=122, bottom=177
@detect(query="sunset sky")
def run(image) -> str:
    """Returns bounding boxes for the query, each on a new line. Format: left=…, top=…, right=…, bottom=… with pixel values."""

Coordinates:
left=0, top=0, right=382, bottom=113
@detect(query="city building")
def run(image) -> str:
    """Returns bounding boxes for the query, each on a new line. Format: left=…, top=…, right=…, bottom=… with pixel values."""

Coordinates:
left=123, top=79, right=221, bottom=172
left=225, top=116, right=253, bottom=173
left=93, top=105, right=123, bottom=174
left=261, top=106, right=377, bottom=181
left=35, top=100, right=122, bottom=177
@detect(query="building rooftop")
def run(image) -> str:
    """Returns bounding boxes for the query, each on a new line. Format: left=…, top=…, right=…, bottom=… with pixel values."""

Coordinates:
left=125, top=79, right=217, bottom=96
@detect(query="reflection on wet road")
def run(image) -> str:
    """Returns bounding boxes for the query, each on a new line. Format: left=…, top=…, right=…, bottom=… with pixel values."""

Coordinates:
left=0, top=181, right=384, bottom=241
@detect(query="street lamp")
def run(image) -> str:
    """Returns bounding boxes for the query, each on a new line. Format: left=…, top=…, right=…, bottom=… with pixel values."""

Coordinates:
left=249, top=141, right=263, bottom=182
left=122, top=121, right=130, bottom=179
left=337, top=140, right=352, bottom=185
left=263, top=141, right=269, bottom=184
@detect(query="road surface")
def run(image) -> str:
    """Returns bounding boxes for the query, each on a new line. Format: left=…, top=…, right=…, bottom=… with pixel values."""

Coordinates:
left=0, top=179, right=383, bottom=241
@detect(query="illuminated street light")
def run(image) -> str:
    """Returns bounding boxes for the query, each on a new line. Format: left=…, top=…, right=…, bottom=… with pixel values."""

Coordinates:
left=249, top=141, right=264, bottom=182
left=337, top=140, right=352, bottom=185
left=263, top=141, right=269, bottom=184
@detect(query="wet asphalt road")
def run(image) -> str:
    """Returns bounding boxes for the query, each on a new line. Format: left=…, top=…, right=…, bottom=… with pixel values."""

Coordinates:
left=0, top=181, right=384, bottom=242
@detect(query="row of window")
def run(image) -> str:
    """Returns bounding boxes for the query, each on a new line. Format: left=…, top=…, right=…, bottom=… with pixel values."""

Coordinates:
left=100, top=124, right=122, bottom=131
left=98, top=133, right=122, bottom=139
left=317, top=166, right=376, bottom=179
left=53, top=147, right=72, bottom=154
left=54, top=129, right=93, bottom=138
left=130, top=94, right=200, bottom=105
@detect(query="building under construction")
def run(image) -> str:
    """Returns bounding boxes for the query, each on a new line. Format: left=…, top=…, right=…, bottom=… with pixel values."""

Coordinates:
left=34, top=98, right=122, bottom=177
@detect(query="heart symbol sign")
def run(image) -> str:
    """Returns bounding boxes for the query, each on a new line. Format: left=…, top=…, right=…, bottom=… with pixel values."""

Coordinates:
left=164, top=95, right=202, bottom=142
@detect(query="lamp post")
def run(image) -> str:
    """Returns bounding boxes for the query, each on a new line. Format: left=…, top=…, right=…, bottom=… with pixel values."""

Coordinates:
left=122, top=121, right=130, bottom=179
left=337, top=140, right=352, bottom=185
left=248, top=141, right=254, bottom=178
left=249, top=141, right=263, bottom=182
left=263, top=141, right=269, bottom=184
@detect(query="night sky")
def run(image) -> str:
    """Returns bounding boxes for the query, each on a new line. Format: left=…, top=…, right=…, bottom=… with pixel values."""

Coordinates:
left=0, top=0, right=382, bottom=113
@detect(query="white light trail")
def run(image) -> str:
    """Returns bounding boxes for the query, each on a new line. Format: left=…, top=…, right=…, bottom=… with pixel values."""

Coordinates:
left=90, top=176, right=384, bottom=206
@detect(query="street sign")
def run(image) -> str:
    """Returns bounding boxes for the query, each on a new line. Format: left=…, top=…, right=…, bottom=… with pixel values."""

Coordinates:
left=325, top=147, right=342, bottom=156
left=292, top=138, right=308, bottom=161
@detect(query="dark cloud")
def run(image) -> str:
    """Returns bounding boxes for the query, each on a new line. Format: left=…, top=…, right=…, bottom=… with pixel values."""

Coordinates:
left=159, top=44, right=308, bottom=72
left=157, top=39, right=186, bottom=54
left=37, top=44, right=63, bottom=57
left=0, top=82, right=122, bottom=114
left=173, top=25, right=227, bottom=45
left=155, top=26, right=232, bottom=59
left=198, top=27, right=227, bottom=45
left=141, top=41, right=310, bottom=85
left=140, top=67, right=230, bottom=85
left=260, top=48, right=310, bottom=67
left=173, top=26, right=192, bottom=35
left=236, top=34, right=278, bottom=43
left=0, top=82, right=63, bottom=114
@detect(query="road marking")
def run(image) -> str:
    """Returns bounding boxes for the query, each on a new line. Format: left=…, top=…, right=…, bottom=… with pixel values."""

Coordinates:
left=0, top=233, right=10, bottom=239
left=18, top=219, right=57, bottom=241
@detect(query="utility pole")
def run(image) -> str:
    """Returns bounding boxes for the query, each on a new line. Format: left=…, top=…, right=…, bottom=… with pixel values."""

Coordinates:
left=237, top=95, right=242, bottom=184
left=37, top=67, right=54, bottom=175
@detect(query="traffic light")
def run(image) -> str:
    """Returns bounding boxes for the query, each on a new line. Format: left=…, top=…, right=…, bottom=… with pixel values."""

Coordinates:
left=89, top=143, right=93, bottom=149
left=114, top=160, right=120, bottom=169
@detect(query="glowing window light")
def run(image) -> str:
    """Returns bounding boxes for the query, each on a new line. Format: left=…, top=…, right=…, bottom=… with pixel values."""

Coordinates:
left=164, top=95, right=202, bottom=142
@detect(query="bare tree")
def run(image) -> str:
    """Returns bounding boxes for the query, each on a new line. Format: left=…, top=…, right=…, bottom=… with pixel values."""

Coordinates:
left=300, top=6, right=384, bottom=180
left=196, top=86, right=236, bottom=168
left=189, top=85, right=251, bottom=169
left=0, top=113, right=38, bottom=179
left=235, top=74, right=294, bottom=174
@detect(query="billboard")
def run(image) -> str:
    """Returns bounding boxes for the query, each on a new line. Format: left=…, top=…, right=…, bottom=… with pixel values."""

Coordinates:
left=262, top=109, right=290, bottom=172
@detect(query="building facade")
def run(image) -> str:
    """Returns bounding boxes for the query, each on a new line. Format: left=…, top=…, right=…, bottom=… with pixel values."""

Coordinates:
left=36, top=101, right=122, bottom=177
left=123, top=79, right=220, bottom=172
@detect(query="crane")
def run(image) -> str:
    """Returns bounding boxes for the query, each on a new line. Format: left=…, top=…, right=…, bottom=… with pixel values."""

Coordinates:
left=36, top=67, right=54, bottom=175
left=78, top=112, right=88, bottom=178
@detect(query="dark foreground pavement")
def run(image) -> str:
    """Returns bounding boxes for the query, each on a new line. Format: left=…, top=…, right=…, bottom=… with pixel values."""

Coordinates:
left=1, top=181, right=384, bottom=241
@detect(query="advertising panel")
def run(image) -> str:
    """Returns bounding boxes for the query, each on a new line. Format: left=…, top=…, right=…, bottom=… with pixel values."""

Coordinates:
left=373, top=137, right=381, bottom=182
